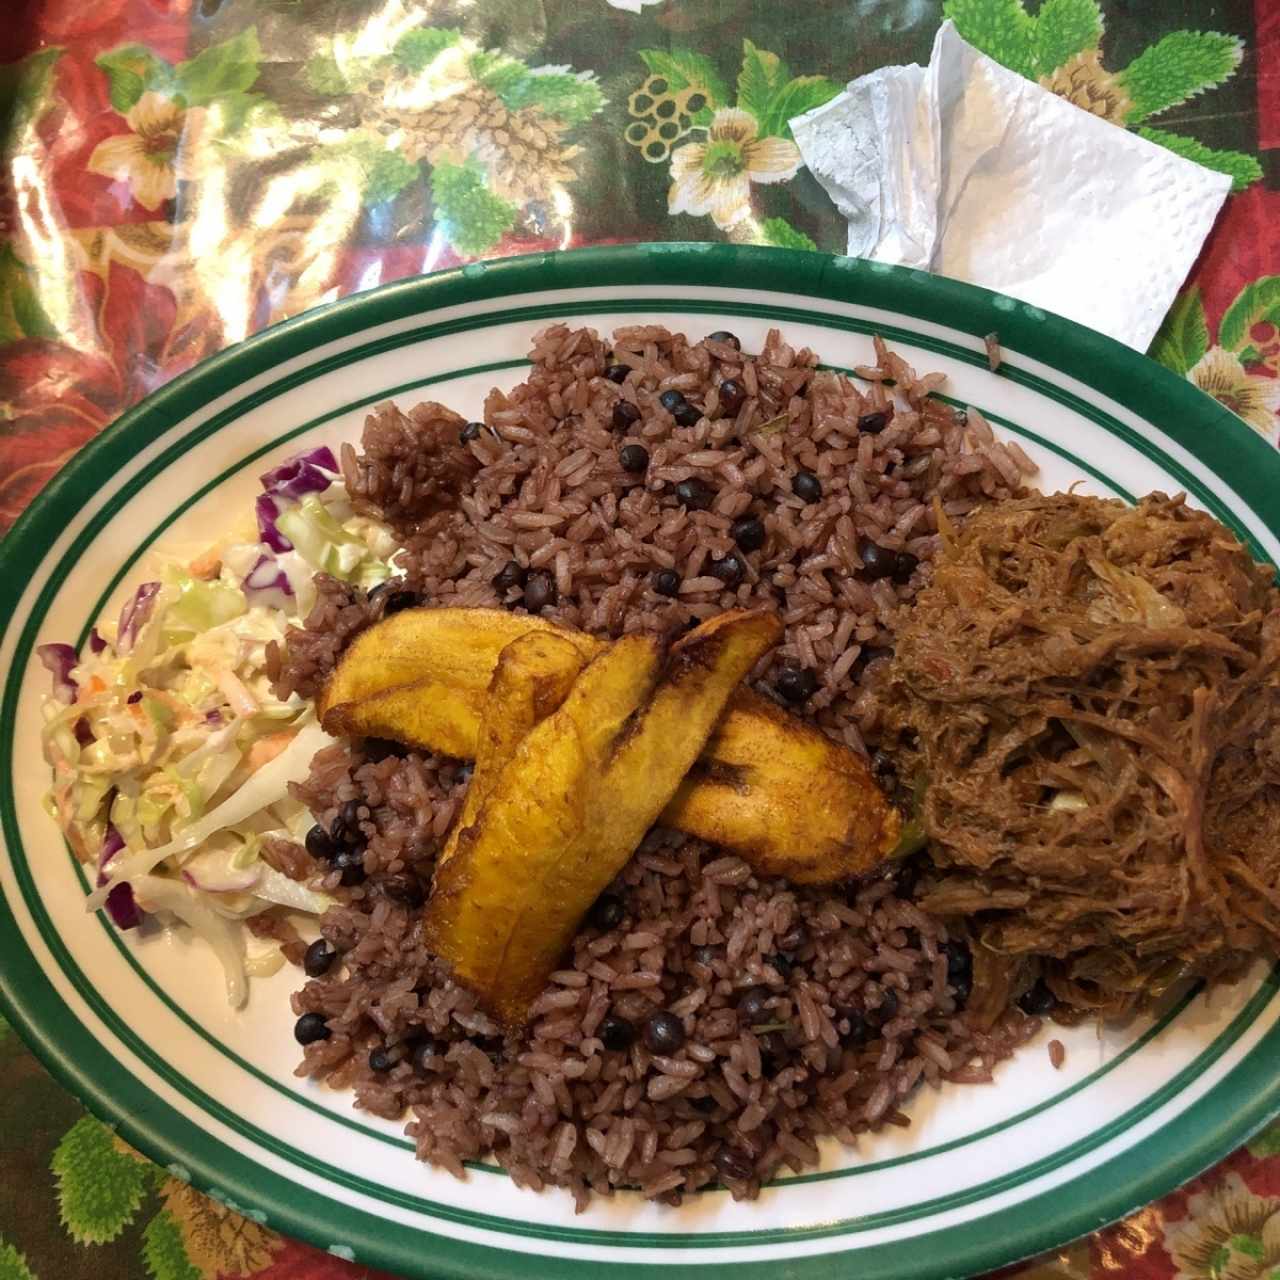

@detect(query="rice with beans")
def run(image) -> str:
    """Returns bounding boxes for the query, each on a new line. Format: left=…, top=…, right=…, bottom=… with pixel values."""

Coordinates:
left=271, top=323, right=1040, bottom=1206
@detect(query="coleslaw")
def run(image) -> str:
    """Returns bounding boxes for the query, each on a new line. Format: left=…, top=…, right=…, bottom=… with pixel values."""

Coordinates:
left=39, top=446, right=398, bottom=1006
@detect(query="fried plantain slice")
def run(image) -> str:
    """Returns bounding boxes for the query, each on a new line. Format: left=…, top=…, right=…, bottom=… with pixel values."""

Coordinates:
left=437, top=631, right=586, bottom=871
left=424, top=612, right=779, bottom=1025
left=318, top=607, right=900, bottom=882
left=317, top=608, right=594, bottom=722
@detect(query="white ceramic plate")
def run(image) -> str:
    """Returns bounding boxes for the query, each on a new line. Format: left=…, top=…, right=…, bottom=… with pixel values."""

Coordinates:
left=3, top=245, right=1279, bottom=1280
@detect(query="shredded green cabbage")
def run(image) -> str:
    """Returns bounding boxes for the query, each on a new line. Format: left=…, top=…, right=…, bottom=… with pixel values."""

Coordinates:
left=41, top=471, right=387, bottom=1004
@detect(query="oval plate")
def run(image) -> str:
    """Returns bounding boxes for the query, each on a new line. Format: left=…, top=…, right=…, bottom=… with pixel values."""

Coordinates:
left=2, top=245, right=1279, bottom=1280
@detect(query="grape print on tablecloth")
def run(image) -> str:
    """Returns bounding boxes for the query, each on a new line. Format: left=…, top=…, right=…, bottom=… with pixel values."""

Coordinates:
left=623, top=39, right=839, bottom=248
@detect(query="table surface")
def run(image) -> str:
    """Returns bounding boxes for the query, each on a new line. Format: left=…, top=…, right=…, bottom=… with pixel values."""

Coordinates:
left=3, top=1, right=1280, bottom=1277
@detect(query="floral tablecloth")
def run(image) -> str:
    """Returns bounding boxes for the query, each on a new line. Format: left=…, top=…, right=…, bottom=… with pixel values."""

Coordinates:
left=3, top=1, right=1280, bottom=1277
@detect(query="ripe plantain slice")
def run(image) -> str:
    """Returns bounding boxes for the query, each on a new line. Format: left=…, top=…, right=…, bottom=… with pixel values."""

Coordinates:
left=424, top=611, right=780, bottom=1026
left=437, top=631, right=586, bottom=871
left=317, top=608, right=591, bottom=722
left=318, top=607, right=900, bottom=881
left=664, top=689, right=897, bottom=884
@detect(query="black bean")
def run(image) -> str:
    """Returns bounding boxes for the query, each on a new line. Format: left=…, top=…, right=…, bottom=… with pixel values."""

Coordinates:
left=604, top=363, right=630, bottom=384
left=892, top=551, right=920, bottom=584
left=523, top=568, right=557, bottom=612
left=893, top=853, right=925, bottom=900
left=736, top=985, right=772, bottom=1024
left=492, top=559, right=526, bottom=595
left=709, top=553, right=744, bottom=588
left=779, top=923, right=809, bottom=953
left=368, top=1047, right=393, bottom=1073
left=859, top=645, right=895, bottom=674
left=599, top=1013, right=636, bottom=1052
left=858, top=538, right=897, bottom=581
left=767, top=952, right=792, bottom=979
left=672, top=401, right=701, bottom=427
left=692, top=945, right=719, bottom=967
left=730, top=514, right=766, bottom=552
left=589, top=892, right=624, bottom=930
left=874, top=989, right=899, bottom=1023
left=303, top=939, right=336, bottom=977
left=707, top=330, right=741, bottom=351
left=775, top=666, right=819, bottom=704
left=459, top=421, right=484, bottom=443
left=715, top=377, right=746, bottom=417
left=382, top=590, right=418, bottom=615
left=714, top=1145, right=755, bottom=1183
left=619, top=443, right=650, bottom=473
left=363, top=737, right=406, bottom=762
left=411, top=1039, right=443, bottom=1074
left=643, top=1011, right=686, bottom=1054
left=334, top=848, right=366, bottom=887
left=472, top=1034, right=504, bottom=1061
left=652, top=568, right=681, bottom=597
left=838, top=1006, right=871, bottom=1045
left=658, top=389, right=687, bottom=413
left=612, top=399, right=641, bottom=432
left=858, top=409, right=891, bottom=435
left=294, top=1012, right=330, bottom=1045
left=382, top=874, right=425, bottom=909
left=1018, top=978, right=1056, bottom=1016
left=674, top=478, right=714, bottom=510
left=340, top=800, right=362, bottom=834
left=871, top=750, right=897, bottom=784
left=305, top=824, right=336, bottom=861
left=758, top=1031, right=786, bottom=1076
left=328, top=813, right=348, bottom=845
left=791, top=471, right=822, bottom=502
left=942, top=939, right=971, bottom=983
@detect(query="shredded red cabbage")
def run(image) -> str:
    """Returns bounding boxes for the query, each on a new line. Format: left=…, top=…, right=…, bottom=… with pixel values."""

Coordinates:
left=97, top=826, right=141, bottom=930
left=88, top=627, right=108, bottom=655
left=37, top=643, right=78, bottom=703
left=259, top=445, right=337, bottom=499
left=255, top=446, right=337, bottom=552
left=242, top=554, right=295, bottom=611
left=255, top=493, right=292, bottom=553
left=117, top=582, right=161, bottom=653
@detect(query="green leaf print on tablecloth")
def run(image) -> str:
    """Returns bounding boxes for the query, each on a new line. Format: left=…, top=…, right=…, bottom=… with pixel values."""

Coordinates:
left=944, top=0, right=1260, bottom=191
left=1219, top=280, right=1280, bottom=359
left=95, top=27, right=263, bottom=115
left=1149, top=288, right=1209, bottom=376
left=0, top=1239, right=37, bottom=1280
left=141, top=1211, right=202, bottom=1280
left=0, top=46, right=61, bottom=131
left=760, top=216, right=817, bottom=251
left=52, top=1117, right=156, bottom=1245
left=625, top=39, right=836, bottom=245
left=432, top=156, right=518, bottom=256
left=1151, top=280, right=1280, bottom=443
left=39, top=1115, right=288, bottom=1278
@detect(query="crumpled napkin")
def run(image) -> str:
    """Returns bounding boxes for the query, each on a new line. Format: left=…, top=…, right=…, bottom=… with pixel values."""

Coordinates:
left=792, top=21, right=1232, bottom=350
